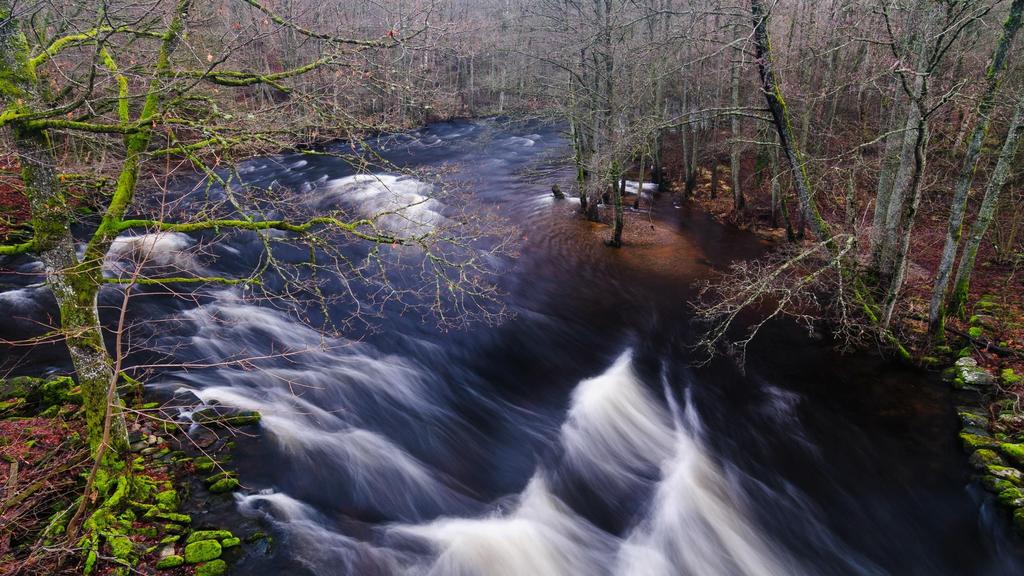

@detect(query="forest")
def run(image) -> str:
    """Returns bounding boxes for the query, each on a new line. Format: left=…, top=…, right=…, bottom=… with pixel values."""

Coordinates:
left=2, top=0, right=1024, bottom=575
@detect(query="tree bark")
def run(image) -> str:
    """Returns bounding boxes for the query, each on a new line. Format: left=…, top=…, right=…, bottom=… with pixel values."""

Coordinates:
left=730, top=62, right=744, bottom=211
left=948, top=93, right=1024, bottom=319
left=928, top=0, right=1024, bottom=335
left=751, top=0, right=832, bottom=245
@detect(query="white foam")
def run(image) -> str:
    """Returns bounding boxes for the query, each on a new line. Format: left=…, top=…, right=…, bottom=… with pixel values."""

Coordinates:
left=321, top=174, right=446, bottom=234
left=393, top=474, right=617, bottom=576
left=105, top=232, right=203, bottom=275
left=616, top=402, right=799, bottom=576
left=559, top=350, right=675, bottom=489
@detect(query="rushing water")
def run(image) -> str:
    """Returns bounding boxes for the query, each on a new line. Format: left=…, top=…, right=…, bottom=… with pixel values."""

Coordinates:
left=2, top=119, right=1023, bottom=575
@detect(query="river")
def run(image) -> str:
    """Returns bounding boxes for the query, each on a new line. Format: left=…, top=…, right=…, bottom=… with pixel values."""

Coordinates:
left=1, top=118, right=1021, bottom=575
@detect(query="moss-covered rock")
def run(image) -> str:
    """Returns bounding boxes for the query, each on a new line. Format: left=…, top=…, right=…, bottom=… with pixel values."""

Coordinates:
left=154, top=489, right=179, bottom=512
left=981, top=475, right=1016, bottom=494
left=1015, top=507, right=1024, bottom=535
left=987, top=465, right=1024, bottom=486
left=194, top=455, right=216, bottom=473
left=156, top=555, right=185, bottom=569
left=108, top=534, right=135, bottom=561
left=208, top=477, right=240, bottom=494
left=998, top=487, right=1024, bottom=508
left=961, top=432, right=1000, bottom=451
left=184, top=539, right=222, bottom=563
left=969, top=449, right=1003, bottom=469
left=196, top=559, right=228, bottom=576
left=1000, top=444, right=1024, bottom=467
left=959, top=410, right=991, bottom=429
left=1002, top=369, right=1022, bottom=385
left=221, top=536, right=241, bottom=549
left=186, top=529, right=234, bottom=544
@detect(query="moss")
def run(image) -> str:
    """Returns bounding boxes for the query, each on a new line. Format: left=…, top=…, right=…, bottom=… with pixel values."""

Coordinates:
left=194, top=456, right=216, bottom=473
left=155, top=489, right=179, bottom=511
left=968, top=326, right=984, bottom=339
left=108, top=534, right=135, bottom=561
left=959, top=411, right=990, bottom=429
left=981, top=475, right=1015, bottom=493
left=969, top=449, right=1003, bottom=469
left=221, top=537, right=241, bottom=549
left=83, top=549, right=98, bottom=575
left=208, top=477, right=240, bottom=494
left=186, top=529, right=234, bottom=544
left=1002, top=369, right=1022, bottom=385
left=156, top=555, right=185, bottom=569
left=998, top=487, right=1024, bottom=508
left=1015, top=507, right=1024, bottom=535
left=961, top=432, right=1000, bottom=451
left=184, top=539, right=222, bottom=563
left=196, top=559, right=228, bottom=576
left=1000, top=444, right=1024, bottom=467
left=987, top=465, right=1024, bottom=486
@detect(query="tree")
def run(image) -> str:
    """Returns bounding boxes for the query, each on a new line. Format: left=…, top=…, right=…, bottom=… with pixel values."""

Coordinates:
left=0, top=0, right=498, bottom=557
left=928, top=0, right=1024, bottom=336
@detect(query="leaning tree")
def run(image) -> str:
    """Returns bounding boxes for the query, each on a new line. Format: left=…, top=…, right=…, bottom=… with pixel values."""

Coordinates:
left=0, top=0, right=501, bottom=559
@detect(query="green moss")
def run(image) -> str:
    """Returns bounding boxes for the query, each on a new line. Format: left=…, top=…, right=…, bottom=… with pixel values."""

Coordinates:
left=194, top=456, right=216, bottom=473
left=959, top=411, right=990, bottom=429
left=221, top=536, right=241, bottom=549
left=968, top=326, right=984, bottom=338
left=208, top=477, right=240, bottom=494
left=998, top=487, right=1024, bottom=507
left=196, top=559, right=228, bottom=576
left=108, top=534, right=135, bottom=561
left=969, top=449, right=1003, bottom=469
left=186, top=529, right=233, bottom=544
left=987, top=465, right=1024, bottom=486
left=184, top=539, right=222, bottom=563
left=961, top=432, right=1000, bottom=451
left=1002, top=369, right=1022, bottom=385
left=156, top=555, right=185, bottom=569
left=155, top=489, right=178, bottom=511
left=981, top=475, right=1015, bottom=493
left=1000, top=444, right=1024, bottom=467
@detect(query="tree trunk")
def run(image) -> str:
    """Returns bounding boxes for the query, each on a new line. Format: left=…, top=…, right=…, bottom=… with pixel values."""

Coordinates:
left=730, top=62, right=744, bottom=211
left=0, top=2, right=127, bottom=454
left=751, top=0, right=832, bottom=245
left=948, top=93, right=1024, bottom=319
left=609, top=162, right=624, bottom=247
left=870, top=78, right=903, bottom=260
left=928, top=0, right=1024, bottom=335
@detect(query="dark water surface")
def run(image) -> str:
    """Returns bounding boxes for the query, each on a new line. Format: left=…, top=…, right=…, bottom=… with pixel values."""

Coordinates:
left=1, top=119, right=1021, bottom=575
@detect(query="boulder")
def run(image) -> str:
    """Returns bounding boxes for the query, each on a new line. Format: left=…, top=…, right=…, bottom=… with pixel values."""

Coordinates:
left=184, top=539, right=222, bottom=564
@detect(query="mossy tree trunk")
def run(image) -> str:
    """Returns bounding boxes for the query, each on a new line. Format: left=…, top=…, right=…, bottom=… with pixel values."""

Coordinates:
left=730, top=61, right=744, bottom=212
left=750, top=0, right=832, bottom=246
left=928, top=0, right=1024, bottom=336
left=0, top=1, right=127, bottom=454
left=948, top=93, right=1024, bottom=319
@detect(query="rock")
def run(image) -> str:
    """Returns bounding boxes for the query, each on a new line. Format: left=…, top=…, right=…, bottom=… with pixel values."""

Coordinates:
left=156, top=555, right=185, bottom=569
left=158, top=544, right=177, bottom=559
left=950, top=357, right=996, bottom=389
left=987, top=465, right=1024, bottom=486
left=1000, top=444, right=1024, bottom=467
left=981, top=475, right=1016, bottom=494
left=960, top=432, right=1000, bottom=451
left=208, top=477, right=240, bottom=494
left=221, top=537, right=241, bottom=549
left=184, top=539, right=222, bottom=564
left=108, top=534, right=136, bottom=561
left=196, top=559, right=228, bottom=576
left=551, top=184, right=565, bottom=199
left=155, top=489, right=179, bottom=512
left=958, top=410, right=990, bottom=429
left=194, top=456, right=216, bottom=473
left=955, top=357, right=979, bottom=368
left=998, top=487, right=1024, bottom=508
left=969, top=449, right=1003, bottom=470
left=186, top=530, right=234, bottom=545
